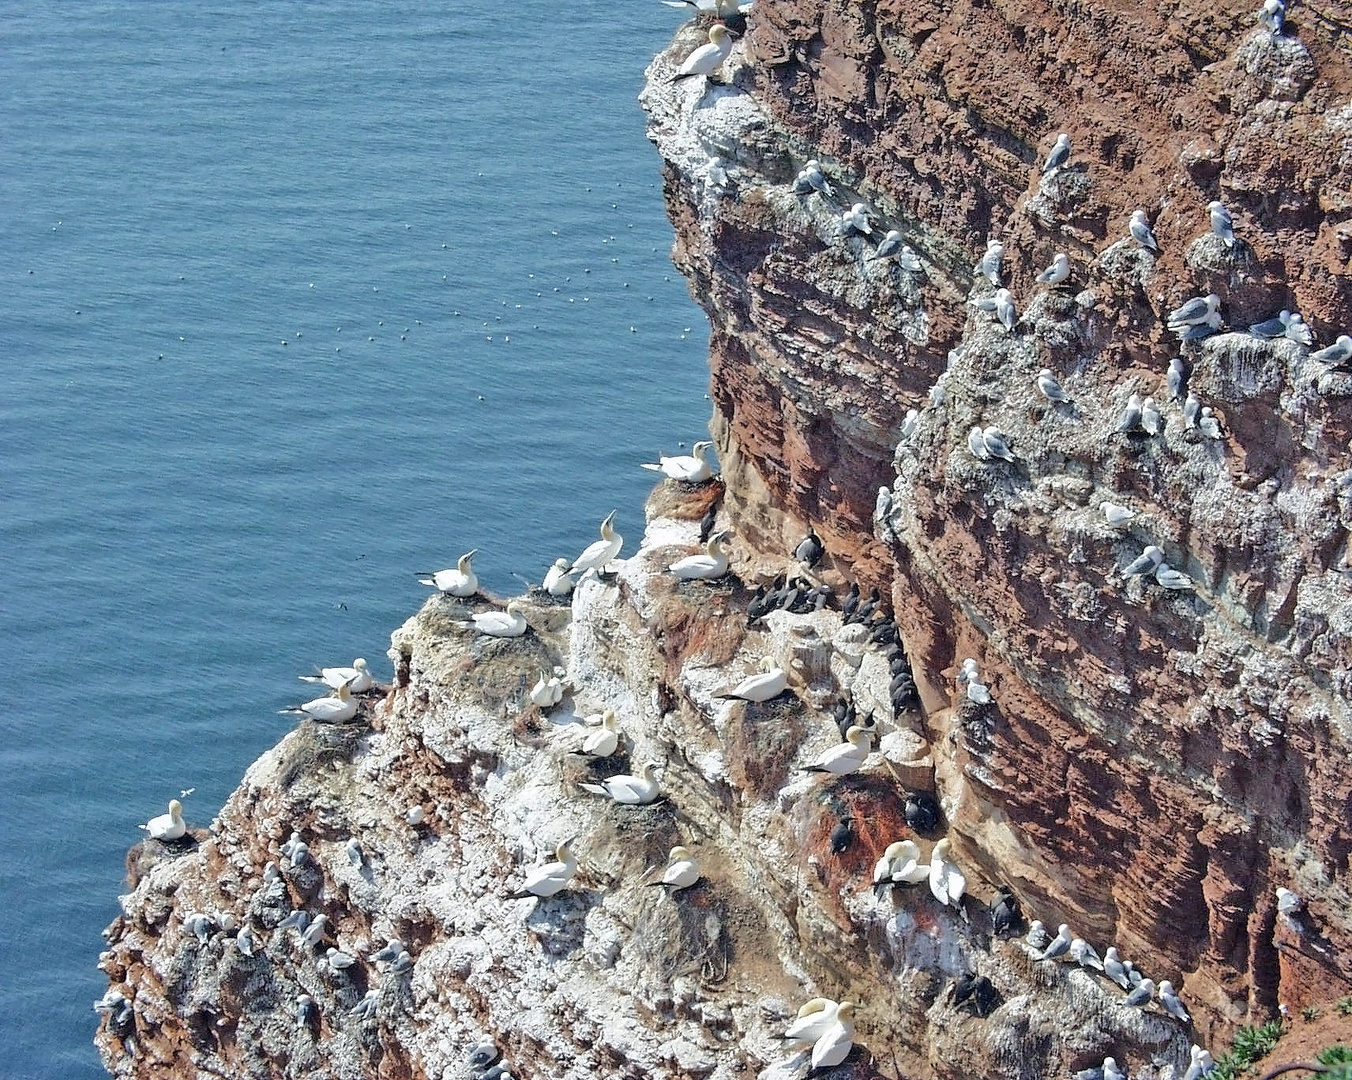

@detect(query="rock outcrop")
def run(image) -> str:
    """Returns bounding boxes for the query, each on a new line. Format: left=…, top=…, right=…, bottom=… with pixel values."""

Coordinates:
left=98, top=3, right=1352, bottom=1079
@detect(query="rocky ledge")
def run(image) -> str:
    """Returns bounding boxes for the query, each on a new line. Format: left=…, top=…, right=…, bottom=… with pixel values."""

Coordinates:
left=98, top=3, right=1352, bottom=1079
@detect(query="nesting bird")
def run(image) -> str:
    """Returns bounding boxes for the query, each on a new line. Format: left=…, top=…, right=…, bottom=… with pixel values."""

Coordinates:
left=1036, top=368, right=1072, bottom=403
left=1208, top=200, right=1236, bottom=248
left=1036, top=253, right=1070, bottom=286
left=579, top=709, right=622, bottom=758
left=840, top=203, right=873, bottom=237
left=641, top=441, right=716, bottom=482
left=928, top=838, right=967, bottom=909
left=457, top=601, right=528, bottom=638
left=542, top=558, right=577, bottom=596
left=716, top=656, right=788, bottom=702
left=580, top=761, right=661, bottom=805
left=508, top=839, right=578, bottom=899
left=975, top=240, right=1003, bottom=285
left=801, top=725, right=872, bottom=775
left=418, top=550, right=479, bottom=597
left=668, top=530, right=731, bottom=580
left=647, top=845, right=701, bottom=890
left=280, top=682, right=358, bottom=724
left=141, top=799, right=187, bottom=842
left=672, top=23, right=734, bottom=82
left=299, top=657, right=374, bottom=692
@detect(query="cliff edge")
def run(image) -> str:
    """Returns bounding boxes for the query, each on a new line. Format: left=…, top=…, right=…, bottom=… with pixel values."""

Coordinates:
left=97, top=3, right=1352, bottom=1078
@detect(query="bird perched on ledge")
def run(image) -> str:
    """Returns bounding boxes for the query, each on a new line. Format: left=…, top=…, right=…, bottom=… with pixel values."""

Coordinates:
left=641, top=441, right=716, bottom=482
left=672, top=24, right=734, bottom=83
left=569, top=511, right=623, bottom=576
left=141, top=798, right=187, bottom=841
left=417, top=550, right=479, bottom=597
left=580, top=761, right=661, bottom=805
left=280, top=681, right=358, bottom=723
left=508, top=839, right=577, bottom=899
left=457, top=600, right=528, bottom=638
left=668, top=530, right=731, bottom=580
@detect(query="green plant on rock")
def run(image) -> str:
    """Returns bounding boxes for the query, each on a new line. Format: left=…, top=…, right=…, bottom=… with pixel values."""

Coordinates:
left=1303, top=1006, right=1322, bottom=1022
left=1337, top=996, right=1352, bottom=1017
left=1211, top=1020, right=1288, bottom=1080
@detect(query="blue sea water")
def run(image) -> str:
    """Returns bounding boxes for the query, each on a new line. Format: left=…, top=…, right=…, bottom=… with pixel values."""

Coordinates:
left=0, top=4, right=711, bottom=1075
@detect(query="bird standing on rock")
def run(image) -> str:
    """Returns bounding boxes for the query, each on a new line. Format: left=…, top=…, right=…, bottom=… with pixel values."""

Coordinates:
left=672, top=24, right=734, bottom=83
left=569, top=511, right=623, bottom=576
left=1042, top=133, right=1071, bottom=174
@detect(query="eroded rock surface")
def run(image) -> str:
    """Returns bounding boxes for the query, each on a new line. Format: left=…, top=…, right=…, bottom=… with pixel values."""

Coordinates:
left=99, top=3, right=1352, bottom=1078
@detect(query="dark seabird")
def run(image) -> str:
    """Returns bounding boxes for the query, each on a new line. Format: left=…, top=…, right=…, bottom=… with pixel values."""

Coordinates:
left=904, top=791, right=941, bottom=833
left=830, top=815, right=854, bottom=854
left=990, top=886, right=1023, bottom=935
left=794, top=529, right=824, bottom=567
left=699, top=504, right=718, bottom=543
left=841, top=582, right=860, bottom=620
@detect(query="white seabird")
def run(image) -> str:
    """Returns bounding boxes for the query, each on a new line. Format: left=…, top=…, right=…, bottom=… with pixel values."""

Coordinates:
left=669, top=530, right=731, bottom=580
left=841, top=203, right=873, bottom=237
left=459, top=600, right=528, bottom=638
left=580, top=709, right=622, bottom=757
left=542, top=557, right=577, bottom=596
left=1123, top=545, right=1165, bottom=577
left=1312, top=335, right=1352, bottom=368
left=1248, top=310, right=1292, bottom=339
left=1118, top=392, right=1144, bottom=432
left=783, top=998, right=841, bottom=1044
left=672, top=23, right=734, bottom=82
left=530, top=670, right=565, bottom=708
left=299, top=913, right=328, bottom=949
left=1069, top=938, right=1104, bottom=970
left=300, top=657, right=374, bottom=693
left=1258, top=0, right=1286, bottom=33
left=1155, top=563, right=1195, bottom=590
left=810, top=1002, right=857, bottom=1070
left=280, top=682, right=358, bottom=724
left=1167, top=293, right=1222, bottom=327
left=975, top=239, right=1003, bottom=285
left=508, top=839, right=578, bottom=899
left=647, top=845, right=701, bottom=890
left=326, top=947, right=357, bottom=971
left=1042, top=133, right=1071, bottom=174
left=873, top=840, right=928, bottom=892
left=982, top=425, right=1016, bottom=461
left=801, top=725, right=872, bottom=775
left=967, top=425, right=991, bottom=461
left=1103, top=947, right=1131, bottom=989
left=1101, top=502, right=1134, bottom=526
left=580, top=761, right=661, bottom=805
left=1123, top=977, right=1156, bottom=1007
left=1183, top=393, right=1202, bottom=430
left=1167, top=356, right=1186, bottom=399
left=1038, top=923, right=1073, bottom=961
left=1284, top=313, right=1313, bottom=345
left=1183, top=1046, right=1216, bottom=1080
left=1130, top=209, right=1160, bottom=251
left=1141, top=396, right=1162, bottom=435
left=1198, top=407, right=1222, bottom=440
left=1026, top=920, right=1048, bottom=948
left=1036, top=368, right=1072, bottom=403
left=795, top=159, right=834, bottom=198
left=641, top=441, right=716, bottom=482
left=1208, top=201, right=1236, bottom=248
left=966, top=678, right=992, bottom=705
left=989, top=288, right=1017, bottom=330
left=1158, top=980, right=1192, bottom=1022
left=928, top=838, right=967, bottom=908
left=141, top=798, right=187, bottom=841
left=418, top=550, right=479, bottom=597
left=716, top=657, right=788, bottom=702
left=569, top=511, right=623, bottom=576
left=1036, top=253, right=1070, bottom=286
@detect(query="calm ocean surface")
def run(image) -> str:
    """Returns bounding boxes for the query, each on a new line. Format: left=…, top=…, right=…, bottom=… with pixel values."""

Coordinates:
left=1, top=4, right=711, bottom=1074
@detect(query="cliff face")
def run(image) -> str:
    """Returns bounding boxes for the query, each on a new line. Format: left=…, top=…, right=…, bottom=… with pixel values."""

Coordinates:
left=645, top=0, right=1352, bottom=1037
left=97, top=4, right=1352, bottom=1080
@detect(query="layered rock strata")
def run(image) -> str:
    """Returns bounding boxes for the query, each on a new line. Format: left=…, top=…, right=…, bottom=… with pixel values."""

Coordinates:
left=97, top=4, right=1352, bottom=1079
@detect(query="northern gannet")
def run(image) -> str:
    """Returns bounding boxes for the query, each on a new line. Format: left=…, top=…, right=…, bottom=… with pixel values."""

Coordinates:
left=569, top=511, right=622, bottom=576
left=580, top=709, right=622, bottom=757
left=417, top=550, right=479, bottom=597
left=668, top=530, right=731, bottom=580
left=801, top=725, right=871, bottom=775
left=542, top=557, right=577, bottom=596
left=672, top=24, right=734, bottom=82
left=640, top=441, right=716, bottom=482
left=580, top=761, right=661, bottom=805
left=508, top=839, right=578, bottom=899
left=530, top=670, right=565, bottom=708
left=459, top=600, right=528, bottom=638
left=299, top=657, right=373, bottom=692
left=280, top=682, right=358, bottom=724
left=928, top=838, right=967, bottom=908
left=141, top=798, right=186, bottom=841
left=810, top=1002, right=857, bottom=1070
left=715, top=656, right=787, bottom=702
left=647, top=845, right=701, bottom=890
left=872, top=840, right=928, bottom=892
left=782, top=998, right=840, bottom=1044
